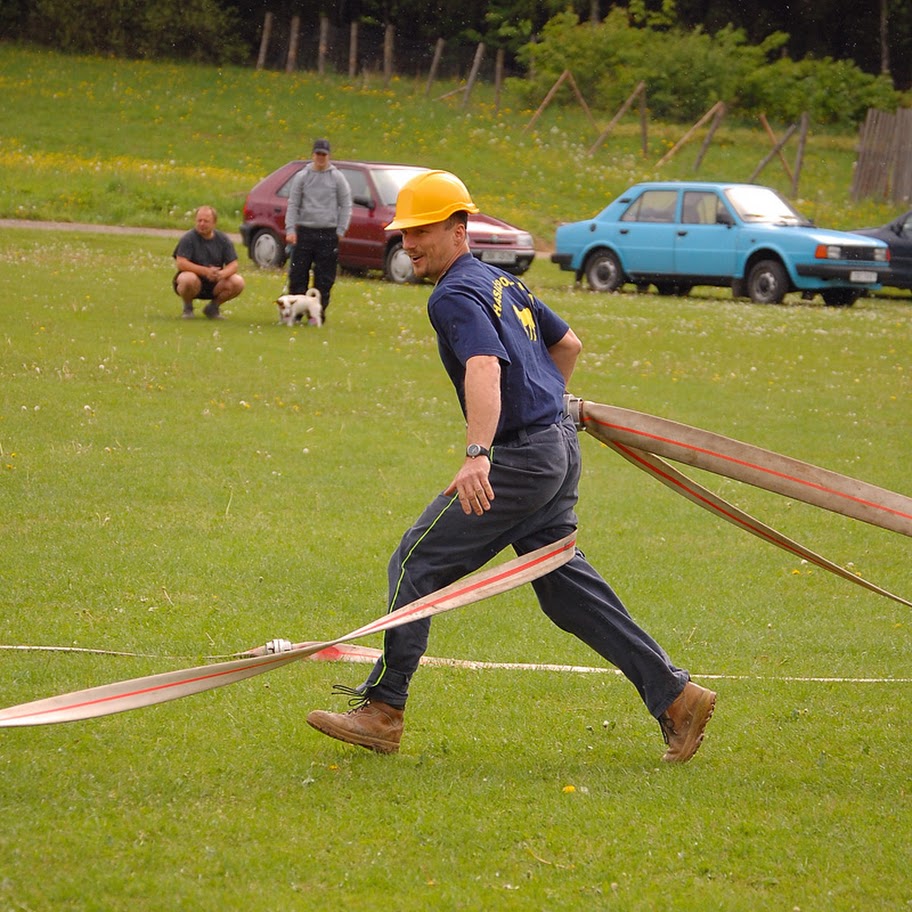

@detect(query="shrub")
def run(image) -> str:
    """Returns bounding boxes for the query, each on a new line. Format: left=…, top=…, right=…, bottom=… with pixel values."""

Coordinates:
left=514, top=10, right=901, bottom=129
left=24, top=0, right=247, bottom=64
left=605, top=25, right=787, bottom=123
left=740, top=56, right=901, bottom=129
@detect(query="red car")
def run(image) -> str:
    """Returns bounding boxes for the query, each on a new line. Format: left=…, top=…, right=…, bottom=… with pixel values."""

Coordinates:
left=239, top=160, right=535, bottom=283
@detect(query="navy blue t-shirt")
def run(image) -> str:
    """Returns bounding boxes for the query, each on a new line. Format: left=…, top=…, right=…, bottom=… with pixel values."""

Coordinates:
left=427, top=253, right=570, bottom=438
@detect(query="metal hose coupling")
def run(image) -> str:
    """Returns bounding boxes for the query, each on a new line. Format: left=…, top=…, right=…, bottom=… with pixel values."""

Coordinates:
left=563, top=393, right=585, bottom=431
left=264, top=638, right=294, bottom=654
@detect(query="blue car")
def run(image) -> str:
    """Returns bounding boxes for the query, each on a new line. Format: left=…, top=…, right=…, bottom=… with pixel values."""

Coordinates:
left=552, top=181, right=890, bottom=306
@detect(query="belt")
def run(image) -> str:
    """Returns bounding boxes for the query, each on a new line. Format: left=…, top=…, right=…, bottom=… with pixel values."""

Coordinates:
left=493, top=423, right=555, bottom=446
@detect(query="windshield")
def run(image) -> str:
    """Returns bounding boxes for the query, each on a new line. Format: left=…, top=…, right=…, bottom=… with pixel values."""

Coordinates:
left=724, top=186, right=810, bottom=225
left=371, top=167, right=428, bottom=206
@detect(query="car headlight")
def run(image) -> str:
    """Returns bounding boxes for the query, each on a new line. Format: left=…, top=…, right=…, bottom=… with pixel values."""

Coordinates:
left=516, top=233, right=534, bottom=248
left=815, top=244, right=842, bottom=260
left=874, top=247, right=888, bottom=262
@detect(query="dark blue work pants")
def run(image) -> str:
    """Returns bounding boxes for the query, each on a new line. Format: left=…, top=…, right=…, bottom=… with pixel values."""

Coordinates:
left=360, top=419, right=690, bottom=718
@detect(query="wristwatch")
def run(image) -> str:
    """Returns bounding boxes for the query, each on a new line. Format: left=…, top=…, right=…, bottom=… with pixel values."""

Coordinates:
left=465, top=444, right=490, bottom=459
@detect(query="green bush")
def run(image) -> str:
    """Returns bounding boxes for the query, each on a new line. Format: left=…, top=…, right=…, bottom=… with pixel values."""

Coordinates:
left=741, top=56, right=901, bottom=129
left=515, top=9, right=617, bottom=103
left=514, top=10, right=901, bottom=129
left=25, top=0, right=247, bottom=64
left=606, top=24, right=787, bottom=123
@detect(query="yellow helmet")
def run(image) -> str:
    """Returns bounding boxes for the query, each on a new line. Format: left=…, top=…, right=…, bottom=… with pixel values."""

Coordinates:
left=386, top=170, right=480, bottom=231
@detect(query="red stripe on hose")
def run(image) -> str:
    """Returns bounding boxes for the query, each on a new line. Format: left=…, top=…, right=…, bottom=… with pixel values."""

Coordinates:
left=586, top=416, right=912, bottom=522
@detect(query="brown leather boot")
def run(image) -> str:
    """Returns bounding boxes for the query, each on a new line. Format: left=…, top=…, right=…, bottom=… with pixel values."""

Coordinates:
left=658, top=681, right=716, bottom=763
left=307, top=700, right=404, bottom=754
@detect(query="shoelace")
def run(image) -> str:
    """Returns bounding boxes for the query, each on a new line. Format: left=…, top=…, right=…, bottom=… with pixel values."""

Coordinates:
left=331, top=683, right=369, bottom=707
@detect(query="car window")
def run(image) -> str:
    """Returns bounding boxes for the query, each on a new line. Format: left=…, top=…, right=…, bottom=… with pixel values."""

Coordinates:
left=682, top=192, right=719, bottom=225
left=620, top=190, right=677, bottom=223
left=339, top=168, right=371, bottom=206
left=276, top=174, right=297, bottom=199
left=724, top=185, right=809, bottom=225
left=369, top=167, right=428, bottom=206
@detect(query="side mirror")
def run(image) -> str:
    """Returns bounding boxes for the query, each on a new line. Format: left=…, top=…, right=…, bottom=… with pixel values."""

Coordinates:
left=353, top=195, right=374, bottom=210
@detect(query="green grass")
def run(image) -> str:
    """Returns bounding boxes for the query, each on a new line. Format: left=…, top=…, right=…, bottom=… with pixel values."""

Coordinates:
left=0, top=43, right=905, bottom=244
left=1, top=226, right=910, bottom=911
left=2, top=44, right=912, bottom=911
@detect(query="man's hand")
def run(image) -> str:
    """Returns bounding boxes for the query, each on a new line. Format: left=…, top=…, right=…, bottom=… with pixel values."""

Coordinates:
left=286, top=231, right=297, bottom=246
left=445, top=457, right=494, bottom=516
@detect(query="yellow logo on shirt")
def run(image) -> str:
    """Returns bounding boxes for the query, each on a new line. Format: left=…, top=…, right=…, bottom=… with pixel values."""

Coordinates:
left=491, top=275, right=537, bottom=342
left=512, top=302, right=538, bottom=341
left=491, top=275, right=514, bottom=317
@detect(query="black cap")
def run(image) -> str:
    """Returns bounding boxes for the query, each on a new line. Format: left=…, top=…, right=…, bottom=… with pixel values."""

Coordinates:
left=312, top=138, right=330, bottom=153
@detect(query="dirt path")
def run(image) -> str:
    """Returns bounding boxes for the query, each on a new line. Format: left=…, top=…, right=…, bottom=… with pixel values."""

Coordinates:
left=0, top=219, right=241, bottom=243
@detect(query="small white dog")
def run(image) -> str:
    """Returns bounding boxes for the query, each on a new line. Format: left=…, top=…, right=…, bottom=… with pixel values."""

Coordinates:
left=276, top=289, right=323, bottom=327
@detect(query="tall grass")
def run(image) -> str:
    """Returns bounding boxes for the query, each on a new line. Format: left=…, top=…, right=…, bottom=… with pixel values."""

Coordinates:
left=1, top=222, right=910, bottom=910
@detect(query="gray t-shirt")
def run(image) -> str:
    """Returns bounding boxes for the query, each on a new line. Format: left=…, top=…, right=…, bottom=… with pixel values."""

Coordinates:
left=173, top=229, right=238, bottom=267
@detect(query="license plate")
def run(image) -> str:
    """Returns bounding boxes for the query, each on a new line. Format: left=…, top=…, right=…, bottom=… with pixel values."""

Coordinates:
left=849, top=270, right=877, bottom=283
left=480, top=250, right=515, bottom=264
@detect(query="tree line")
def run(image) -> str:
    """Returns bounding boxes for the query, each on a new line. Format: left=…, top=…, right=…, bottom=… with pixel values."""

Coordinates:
left=3, top=0, right=910, bottom=93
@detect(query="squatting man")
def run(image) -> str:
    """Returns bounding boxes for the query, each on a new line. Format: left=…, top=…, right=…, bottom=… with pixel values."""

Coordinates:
left=306, top=170, right=716, bottom=762
left=172, top=205, right=245, bottom=319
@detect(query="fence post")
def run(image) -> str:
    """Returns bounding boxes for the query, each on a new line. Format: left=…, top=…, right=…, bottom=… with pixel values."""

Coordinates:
left=655, top=100, right=723, bottom=167
left=494, top=47, right=505, bottom=112
left=349, top=20, right=359, bottom=78
left=462, top=42, right=485, bottom=108
left=588, top=81, right=644, bottom=155
left=256, top=12, right=272, bottom=70
left=748, top=122, right=798, bottom=182
left=383, top=23, right=394, bottom=86
left=894, top=109, right=912, bottom=203
left=425, top=37, right=445, bottom=96
left=286, top=15, right=300, bottom=73
left=317, top=15, right=329, bottom=76
left=791, top=112, right=809, bottom=197
left=759, top=114, right=794, bottom=182
left=639, top=85, right=648, bottom=155
left=694, top=102, right=726, bottom=172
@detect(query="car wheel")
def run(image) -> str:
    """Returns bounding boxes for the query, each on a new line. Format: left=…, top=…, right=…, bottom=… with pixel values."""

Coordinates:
left=746, top=259, right=788, bottom=304
left=584, top=249, right=623, bottom=292
left=250, top=230, right=286, bottom=269
left=822, top=289, right=858, bottom=307
left=384, top=241, right=417, bottom=284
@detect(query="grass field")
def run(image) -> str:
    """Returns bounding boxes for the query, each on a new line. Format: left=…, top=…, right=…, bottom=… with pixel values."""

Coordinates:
left=1, top=44, right=911, bottom=912
left=0, top=43, right=905, bottom=245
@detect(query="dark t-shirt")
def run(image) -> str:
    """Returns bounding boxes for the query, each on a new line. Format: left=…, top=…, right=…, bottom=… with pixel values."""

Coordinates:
left=172, top=229, right=238, bottom=268
left=427, top=253, right=569, bottom=438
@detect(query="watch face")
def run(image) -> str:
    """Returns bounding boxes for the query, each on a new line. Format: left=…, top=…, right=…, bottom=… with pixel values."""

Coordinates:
left=467, top=444, right=488, bottom=458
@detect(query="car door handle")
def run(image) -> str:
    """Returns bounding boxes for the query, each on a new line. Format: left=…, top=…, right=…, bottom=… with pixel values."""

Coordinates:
left=619, top=228, right=629, bottom=235
left=677, top=230, right=688, bottom=236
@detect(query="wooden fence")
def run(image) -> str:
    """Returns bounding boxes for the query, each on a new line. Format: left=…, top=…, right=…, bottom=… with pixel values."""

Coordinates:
left=851, top=108, right=912, bottom=203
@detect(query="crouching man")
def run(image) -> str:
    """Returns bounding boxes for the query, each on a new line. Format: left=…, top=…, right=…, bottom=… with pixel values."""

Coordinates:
left=173, top=205, right=245, bottom=319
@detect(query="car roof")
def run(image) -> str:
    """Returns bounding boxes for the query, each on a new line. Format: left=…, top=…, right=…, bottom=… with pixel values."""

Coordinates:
left=281, top=159, right=432, bottom=170
left=620, top=181, right=769, bottom=193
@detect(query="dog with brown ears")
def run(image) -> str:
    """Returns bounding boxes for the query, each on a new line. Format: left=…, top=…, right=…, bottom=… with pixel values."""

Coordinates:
left=276, top=289, right=323, bottom=326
